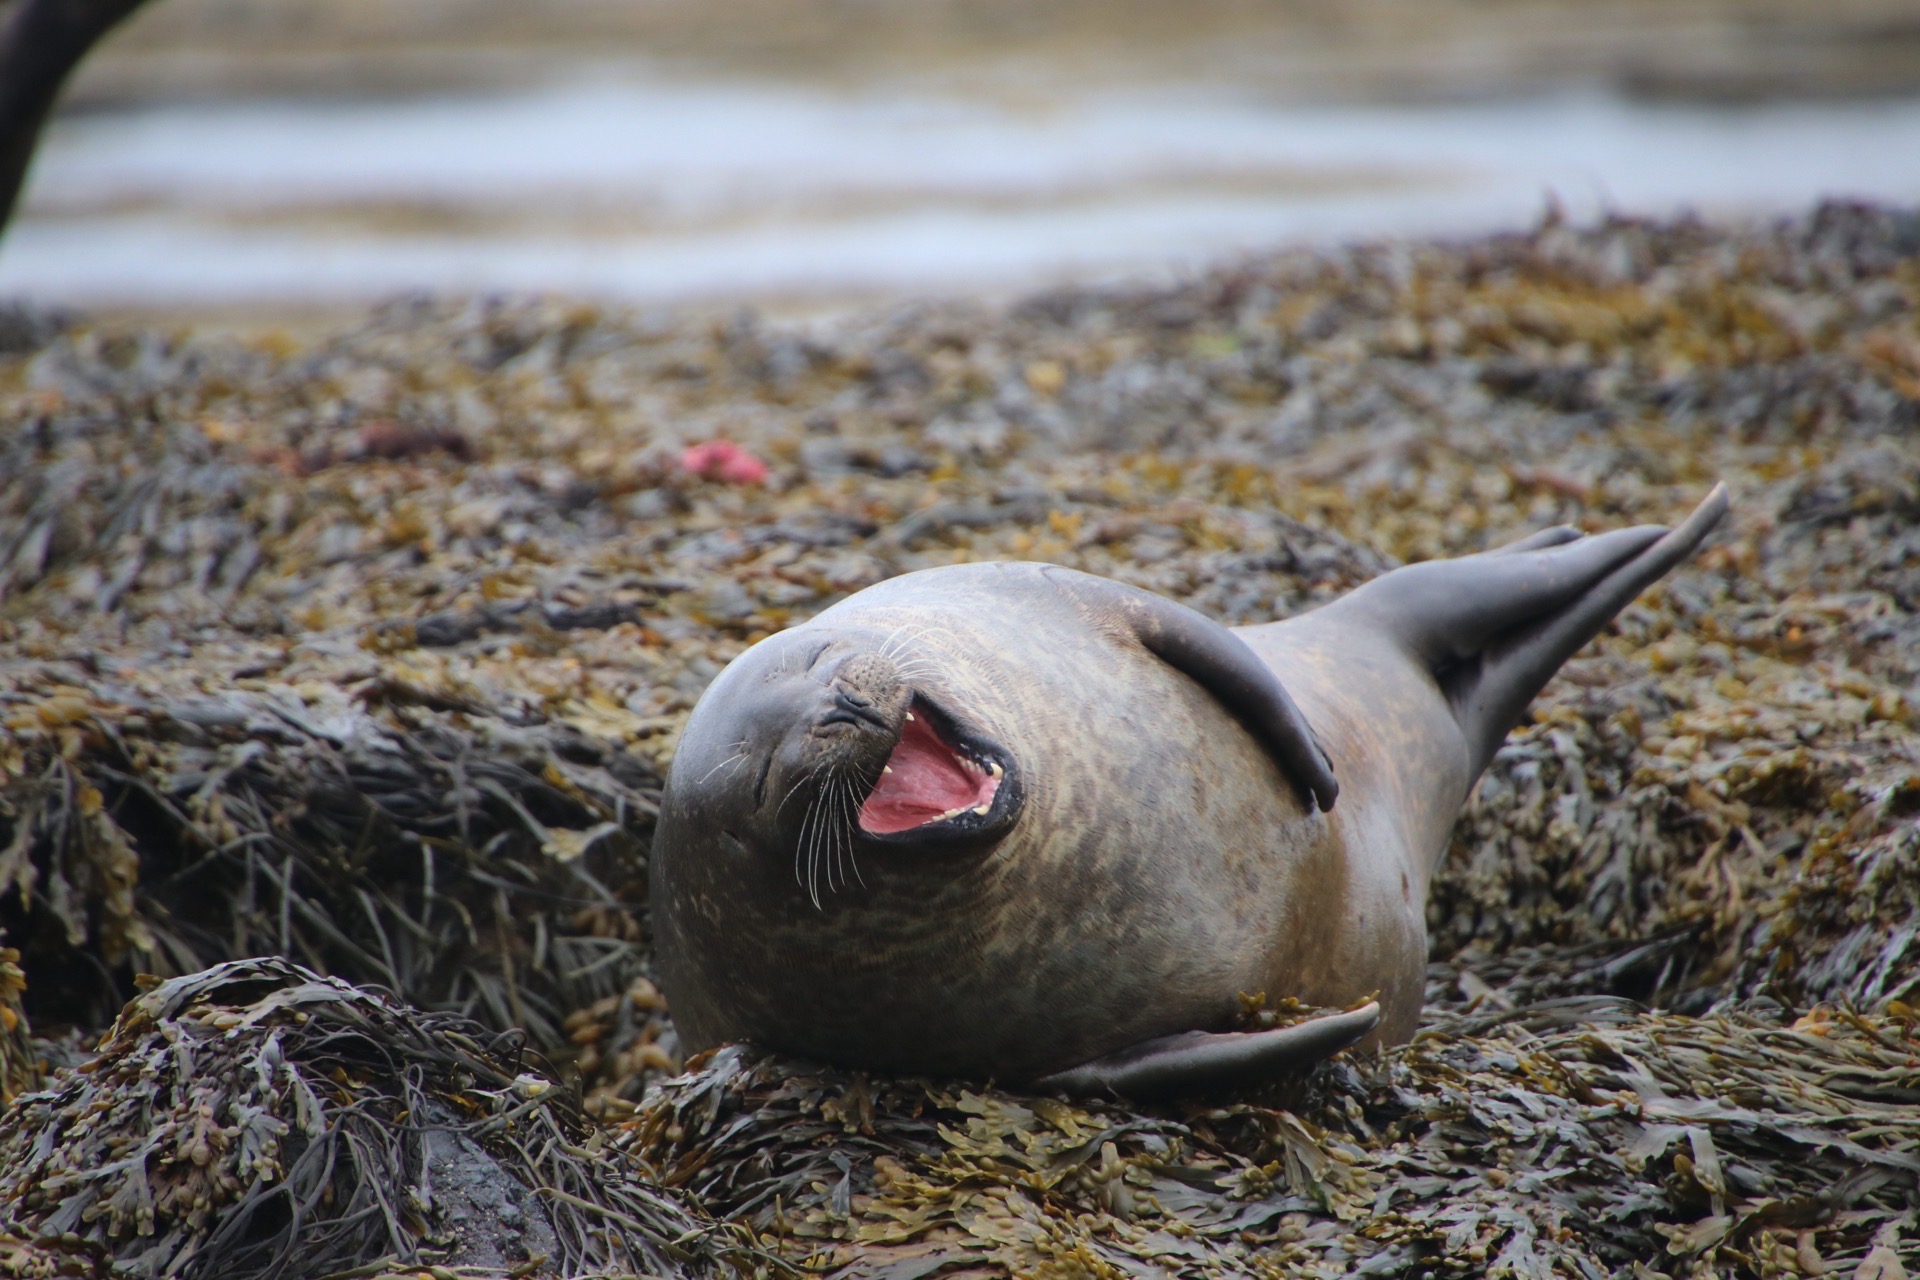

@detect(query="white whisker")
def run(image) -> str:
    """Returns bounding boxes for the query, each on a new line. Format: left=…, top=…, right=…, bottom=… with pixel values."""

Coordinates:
left=698, top=750, right=749, bottom=784
left=796, top=787, right=820, bottom=904
left=841, top=774, right=868, bottom=890
left=777, top=759, right=825, bottom=817
left=807, top=785, right=829, bottom=909
left=792, top=793, right=807, bottom=889
left=833, top=774, right=853, bottom=894
left=815, top=782, right=833, bottom=900
left=823, top=774, right=840, bottom=896
left=881, top=620, right=961, bottom=664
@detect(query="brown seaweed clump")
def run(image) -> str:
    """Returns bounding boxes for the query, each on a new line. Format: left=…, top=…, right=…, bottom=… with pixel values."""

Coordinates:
left=0, top=671, right=670, bottom=1051
left=630, top=999, right=1920, bottom=1277
left=0, top=958, right=755, bottom=1280
left=0, top=947, right=29, bottom=1106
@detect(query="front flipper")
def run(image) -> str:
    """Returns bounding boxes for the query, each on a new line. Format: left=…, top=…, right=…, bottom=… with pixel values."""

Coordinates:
left=1031, top=1002, right=1381, bottom=1100
left=1042, top=565, right=1338, bottom=812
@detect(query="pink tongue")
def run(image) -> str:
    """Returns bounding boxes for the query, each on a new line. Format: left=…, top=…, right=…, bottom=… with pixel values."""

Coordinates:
left=859, top=714, right=999, bottom=834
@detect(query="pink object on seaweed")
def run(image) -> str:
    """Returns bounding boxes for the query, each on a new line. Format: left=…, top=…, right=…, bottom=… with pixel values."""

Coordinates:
left=679, top=440, right=769, bottom=485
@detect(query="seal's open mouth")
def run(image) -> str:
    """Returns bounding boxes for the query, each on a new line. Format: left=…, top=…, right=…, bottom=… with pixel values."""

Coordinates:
left=859, top=702, right=1002, bottom=834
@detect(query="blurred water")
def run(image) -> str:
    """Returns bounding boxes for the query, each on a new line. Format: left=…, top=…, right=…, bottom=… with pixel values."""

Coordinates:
left=6, top=70, right=1920, bottom=309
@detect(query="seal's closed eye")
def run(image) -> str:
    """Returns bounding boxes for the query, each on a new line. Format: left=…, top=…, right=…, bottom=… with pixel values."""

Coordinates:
left=1041, top=566, right=1338, bottom=812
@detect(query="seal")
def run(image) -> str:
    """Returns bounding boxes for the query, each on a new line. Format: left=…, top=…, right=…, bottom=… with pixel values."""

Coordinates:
left=651, top=486, right=1729, bottom=1097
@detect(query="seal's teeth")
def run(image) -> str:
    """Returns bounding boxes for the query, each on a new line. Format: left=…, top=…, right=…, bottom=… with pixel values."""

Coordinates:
left=972, top=802, right=992, bottom=815
left=989, top=761, right=1003, bottom=778
left=882, top=765, right=892, bottom=774
left=937, top=806, right=966, bottom=821
left=905, top=711, right=915, bottom=721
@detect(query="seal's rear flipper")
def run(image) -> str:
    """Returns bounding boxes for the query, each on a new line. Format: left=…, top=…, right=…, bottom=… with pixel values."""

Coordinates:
left=1341, top=485, right=1730, bottom=778
left=1488, top=525, right=1583, bottom=555
left=1030, top=1002, right=1381, bottom=1100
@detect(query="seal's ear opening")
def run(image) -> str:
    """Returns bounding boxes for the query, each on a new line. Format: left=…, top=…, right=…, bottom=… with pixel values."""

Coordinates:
left=1031, top=1001, right=1381, bottom=1100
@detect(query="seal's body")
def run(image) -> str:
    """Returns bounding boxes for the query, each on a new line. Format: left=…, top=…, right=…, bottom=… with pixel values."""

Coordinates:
left=653, top=488, right=1728, bottom=1095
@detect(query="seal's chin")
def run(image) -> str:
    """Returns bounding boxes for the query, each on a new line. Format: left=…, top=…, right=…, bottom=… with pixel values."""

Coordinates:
left=858, top=700, right=1004, bottom=835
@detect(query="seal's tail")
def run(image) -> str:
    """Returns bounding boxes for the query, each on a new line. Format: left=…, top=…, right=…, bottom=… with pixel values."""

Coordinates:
left=1341, top=484, right=1729, bottom=778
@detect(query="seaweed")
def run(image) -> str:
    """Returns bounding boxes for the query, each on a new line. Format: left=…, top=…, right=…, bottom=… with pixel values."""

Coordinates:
left=0, top=958, right=757, bottom=1280
left=630, top=997, right=1920, bottom=1277
left=1, top=201, right=1917, bottom=1276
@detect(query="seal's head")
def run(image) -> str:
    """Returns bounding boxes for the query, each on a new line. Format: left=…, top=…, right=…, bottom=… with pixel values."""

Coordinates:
left=662, top=626, right=1025, bottom=910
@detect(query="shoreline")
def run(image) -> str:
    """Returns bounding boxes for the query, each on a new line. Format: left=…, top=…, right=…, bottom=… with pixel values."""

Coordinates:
left=70, top=0, right=1920, bottom=108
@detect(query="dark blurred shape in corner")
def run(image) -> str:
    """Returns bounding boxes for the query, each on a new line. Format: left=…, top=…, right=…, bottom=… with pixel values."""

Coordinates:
left=0, top=0, right=151, bottom=237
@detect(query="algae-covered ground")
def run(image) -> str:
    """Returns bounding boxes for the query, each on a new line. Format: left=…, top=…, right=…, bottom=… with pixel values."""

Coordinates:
left=0, top=202, right=1916, bottom=1277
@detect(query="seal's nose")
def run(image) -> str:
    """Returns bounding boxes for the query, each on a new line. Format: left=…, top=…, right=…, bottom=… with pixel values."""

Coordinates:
left=822, top=686, right=891, bottom=731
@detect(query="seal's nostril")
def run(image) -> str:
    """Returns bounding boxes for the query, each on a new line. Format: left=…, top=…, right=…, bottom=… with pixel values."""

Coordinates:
left=827, top=689, right=889, bottom=729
